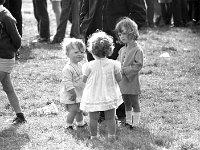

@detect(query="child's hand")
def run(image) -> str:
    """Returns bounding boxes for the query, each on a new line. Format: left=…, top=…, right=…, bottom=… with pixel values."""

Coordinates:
left=68, top=89, right=76, bottom=101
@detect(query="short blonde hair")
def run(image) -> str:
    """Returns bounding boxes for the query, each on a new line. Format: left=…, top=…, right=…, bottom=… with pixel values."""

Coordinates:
left=87, top=31, right=114, bottom=58
left=62, top=38, right=86, bottom=56
left=115, top=17, right=139, bottom=41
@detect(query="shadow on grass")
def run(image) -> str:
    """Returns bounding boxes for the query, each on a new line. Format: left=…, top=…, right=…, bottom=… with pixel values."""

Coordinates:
left=65, top=122, right=172, bottom=150
left=0, top=125, right=30, bottom=149
left=18, top=42, right=62, bottom=63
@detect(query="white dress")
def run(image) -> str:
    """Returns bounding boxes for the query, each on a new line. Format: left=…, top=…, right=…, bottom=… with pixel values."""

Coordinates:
left=60, top=62, right=85, bottom=104
left=80, top=58, right=123, bottom=112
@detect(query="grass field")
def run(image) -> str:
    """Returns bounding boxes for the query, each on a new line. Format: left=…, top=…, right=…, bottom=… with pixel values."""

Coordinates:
left=0, top=0, right=200, bottom=150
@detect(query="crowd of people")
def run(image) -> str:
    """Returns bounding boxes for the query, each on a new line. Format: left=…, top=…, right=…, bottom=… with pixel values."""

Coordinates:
left=0, top=0, right=199, bottom=141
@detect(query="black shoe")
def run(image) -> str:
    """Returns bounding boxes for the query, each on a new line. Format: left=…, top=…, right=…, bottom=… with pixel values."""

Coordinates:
left=125, top=123, right=133, bottom=130
left=50, top=39, right=62, bottom=44
left=12, top=117, right=26, bottom=125
left=32, top=37, right=50, bottom=43
left=37, top=37, right=50, bottom=43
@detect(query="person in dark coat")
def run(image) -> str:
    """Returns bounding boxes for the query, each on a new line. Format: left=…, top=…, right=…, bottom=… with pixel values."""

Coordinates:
left=80, top=0, right=146, bottom=122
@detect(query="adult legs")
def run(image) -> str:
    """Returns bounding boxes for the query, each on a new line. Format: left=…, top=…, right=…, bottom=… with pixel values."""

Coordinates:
left=34, top=0, right=50, bottom=40
left=145, top=0, right=154, bottom=27
left=172, top=0, right=182, bottom=26
left=8, top=0, right=23, bottom=36
left=52, top=0, right=73, bottom=43
left=70, top=0, right=81, bottom=38
left=51, top=0, right=61, bottom=27
left=165, top=2, right=172, bottom=25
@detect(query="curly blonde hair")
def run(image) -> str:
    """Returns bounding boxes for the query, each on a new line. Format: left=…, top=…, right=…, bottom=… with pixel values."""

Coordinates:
left=62, top=38, right=86, bottom=56
left=87, top=31, right=114, bottom=58
left=115, top=17, right=139, bottom=42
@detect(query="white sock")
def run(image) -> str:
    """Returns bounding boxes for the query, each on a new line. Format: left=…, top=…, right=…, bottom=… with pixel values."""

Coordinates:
left=132, top=112, right=141, bottom=126
left=126, top=111, right=132, bottom=125
left=76, top=120, right=85, bottom=126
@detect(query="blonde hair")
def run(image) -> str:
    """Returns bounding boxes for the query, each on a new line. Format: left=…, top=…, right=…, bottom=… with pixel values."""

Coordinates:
left=115, top=17, right=139, bottom=41
left=62, top=38, right=86, bottom=56
left=87, top=31, right=114, bottom=58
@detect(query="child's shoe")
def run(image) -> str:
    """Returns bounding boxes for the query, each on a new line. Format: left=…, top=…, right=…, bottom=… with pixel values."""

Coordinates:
left=12, top=113, right=27, bottom=125
left=65, top=126, right=74, bottom=130
left=77, top=122, right=88, bottom=128
left=125, top=123, right=133, bottom=130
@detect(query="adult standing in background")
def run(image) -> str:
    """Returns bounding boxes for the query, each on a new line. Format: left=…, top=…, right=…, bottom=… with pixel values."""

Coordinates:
left=158, top=0, right=172, bottom=25
left=50, top=0, right=81, bottom=44
left=3, top=0, right=22, bottom=36
left=80, top=0, right=146, bottom=122
left=145, top=0, right=155, bottom=27
left=50, top=0, right=61, bottom=28
left=171, top=0, right=189, bottom=27
left=32, top=0, right=50, bottom=43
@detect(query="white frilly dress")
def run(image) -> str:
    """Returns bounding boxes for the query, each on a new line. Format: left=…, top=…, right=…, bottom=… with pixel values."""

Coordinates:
left=80, top=58, right=123, bottom=112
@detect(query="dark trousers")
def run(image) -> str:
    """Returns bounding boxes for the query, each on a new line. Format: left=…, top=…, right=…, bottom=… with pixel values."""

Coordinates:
left=160, top=3, right=172, bottom=25
left=53, top=0, right=80, bottom=41
left=3, top=0, right=22, bottom=36
left=33, top=0, right=50, bottom=39
left=172, top=0, right=188, bottom=26
left=145, top=0, right=154, bottom=26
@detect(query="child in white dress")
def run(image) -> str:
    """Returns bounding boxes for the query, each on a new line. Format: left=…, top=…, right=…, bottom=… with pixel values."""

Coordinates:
left=80, top=31, right=123, bottom=140
left=115, top=17, right=144, bottom=129
left=60, top=38, right=87, bottom=130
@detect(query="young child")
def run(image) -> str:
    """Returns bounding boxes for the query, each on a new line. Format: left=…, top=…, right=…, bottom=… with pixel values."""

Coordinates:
left=115, top=17, right=144, bottom=129
left=80, top=31, right=123, bottom=140
left=0, top=0, right=26, bottom=125
left=60, top=38, right=87, bottom=130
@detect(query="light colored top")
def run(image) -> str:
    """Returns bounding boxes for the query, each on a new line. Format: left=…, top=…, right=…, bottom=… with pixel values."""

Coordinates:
left=158, top=0, right=172, bottom=3
left=80, top=58, right=123, bottom=112
left=117, top=43, right=143, bottom=95
left=0, top=58, right=15, bottom=73
left=60, top=62, right=85, bottom=104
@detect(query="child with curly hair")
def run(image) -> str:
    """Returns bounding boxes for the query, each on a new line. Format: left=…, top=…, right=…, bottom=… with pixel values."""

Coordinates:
left=115, top=17, right=144, bottom=129
left=60, top=38, right=87, bottom=130
left=80, top=31, right=123, bottom=140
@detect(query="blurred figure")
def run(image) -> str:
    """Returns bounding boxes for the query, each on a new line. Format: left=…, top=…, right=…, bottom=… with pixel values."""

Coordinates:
left=50, top=0, right=81, bottom=44
left=187, top=0, right=200, bottom=25
left=32, top=0, right=50, bottom=42
left=158, top=0, right=172, bottom=25
left=3, top=0, right=22, bottom=36
left=145, top=0, right=155, bottom=27
left=171, top=0, right=189, bottom=27
left=50, top=0, right=61, bottom=27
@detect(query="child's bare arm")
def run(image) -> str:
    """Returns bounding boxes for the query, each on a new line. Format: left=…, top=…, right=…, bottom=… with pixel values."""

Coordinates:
left=115, top=72, right=122, bottom=83
left=83, top=75, right=88, bottom=83
left=68, top=88, right=76, bottom=101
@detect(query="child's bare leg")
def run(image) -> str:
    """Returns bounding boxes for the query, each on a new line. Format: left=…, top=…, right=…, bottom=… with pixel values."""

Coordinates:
left=89, top=112, right=99, bottom=138
left=1, top=72, right=22, bottom=113
left=65, top=104, right=78, bottom=127
left=104, top=109, right=116, bottom=136
left=122, top=94, right=132, bottom=125
left=132, top=95, right=141, bottom=126
left=75, top=105, right=85, bottom=126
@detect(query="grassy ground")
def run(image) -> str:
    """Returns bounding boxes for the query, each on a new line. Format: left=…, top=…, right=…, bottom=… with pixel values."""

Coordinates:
left=0, top=0, right=200, bottom=150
